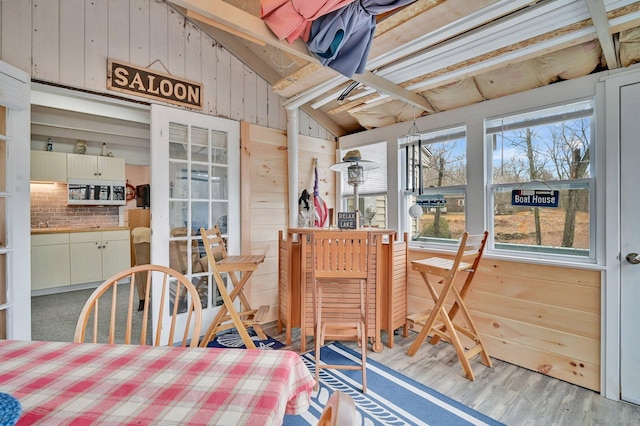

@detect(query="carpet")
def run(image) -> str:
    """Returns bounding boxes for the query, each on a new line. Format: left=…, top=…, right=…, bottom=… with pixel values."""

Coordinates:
left=205, top=330, right=285, bottom=350
left=283, top=343, right=504, bottom=426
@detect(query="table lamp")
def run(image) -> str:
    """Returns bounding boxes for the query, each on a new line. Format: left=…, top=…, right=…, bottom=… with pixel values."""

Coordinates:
left=330, top=150, right=380, bottom=223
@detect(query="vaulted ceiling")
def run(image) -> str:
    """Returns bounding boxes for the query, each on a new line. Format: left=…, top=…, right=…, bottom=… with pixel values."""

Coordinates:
left=167, top=0, right=640, bottom=138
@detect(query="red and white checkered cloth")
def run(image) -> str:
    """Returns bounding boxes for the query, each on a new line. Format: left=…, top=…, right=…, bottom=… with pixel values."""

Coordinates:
left=0, top=340, right=315, bottom=425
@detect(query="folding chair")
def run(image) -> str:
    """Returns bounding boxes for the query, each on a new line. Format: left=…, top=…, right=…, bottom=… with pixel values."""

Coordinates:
left=198, top=226, right=268, bottom=349
left=311, top=230, right=374, bottom=393
left=406, top=231, right=491, bottom=380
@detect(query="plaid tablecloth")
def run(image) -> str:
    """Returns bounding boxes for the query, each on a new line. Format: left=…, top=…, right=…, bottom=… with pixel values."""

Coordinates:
left=0, top=340, right=315, bottom=425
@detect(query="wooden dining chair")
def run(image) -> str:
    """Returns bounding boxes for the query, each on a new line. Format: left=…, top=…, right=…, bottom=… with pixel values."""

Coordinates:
left=311, top=230, right=374, bottom=393
left=198, top=226, right=268, bottom=349
left=74, top=264, right=202, bottom=348
left=406, top=231, right=491, bottom=380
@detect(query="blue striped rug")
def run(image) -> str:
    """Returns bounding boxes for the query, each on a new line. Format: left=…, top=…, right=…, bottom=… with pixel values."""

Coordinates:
left=284, top=343, right=503, bottom=426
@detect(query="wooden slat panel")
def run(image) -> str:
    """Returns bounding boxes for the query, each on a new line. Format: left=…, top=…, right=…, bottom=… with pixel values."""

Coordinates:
left=473, top=313, right=600, bottom=365
left=483, top=334, right=600, bottom=391
left=407, top=247, right=602, bottom=391
left=473, top=271, right=600, bottom=312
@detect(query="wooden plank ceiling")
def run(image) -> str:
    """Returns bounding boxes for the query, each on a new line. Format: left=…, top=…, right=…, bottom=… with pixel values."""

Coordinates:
left=167, top=0, right=640, bottom=137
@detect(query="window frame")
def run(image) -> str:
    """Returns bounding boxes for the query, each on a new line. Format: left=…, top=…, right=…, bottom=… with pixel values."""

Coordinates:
left=484, top=99, right=597, bottom=262
left=399, top=124, right=468, bottom=249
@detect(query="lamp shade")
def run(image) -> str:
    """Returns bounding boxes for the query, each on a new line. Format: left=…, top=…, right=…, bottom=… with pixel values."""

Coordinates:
left=329, top=159, right=380, bottom=174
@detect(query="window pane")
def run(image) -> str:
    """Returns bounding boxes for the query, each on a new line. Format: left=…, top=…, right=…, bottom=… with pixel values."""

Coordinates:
left=492, top=186, right=590, bottom=256
left=211, top=166, right=227, bottom=200
left=420, top=139, right=467, bottom=187
left=491, top=118, right=591, bottom=184
left=191, top=126, right=209, bottom=163
left=191, top=164, right=209, bottom=199
left=339, top=142, right=387, bottom=196
left=169, top=123, right=188, bottom=160
left=407, top=193, right=466, bottom=243
left=346, top=195, right=387, bottom=228
left=169, top=163, right=188, bottom=199
left=211, top=202, right=228, bottom=234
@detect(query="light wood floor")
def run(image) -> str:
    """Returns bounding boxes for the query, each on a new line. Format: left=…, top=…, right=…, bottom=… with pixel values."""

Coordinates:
left=262, top=323, right=640, bottom=426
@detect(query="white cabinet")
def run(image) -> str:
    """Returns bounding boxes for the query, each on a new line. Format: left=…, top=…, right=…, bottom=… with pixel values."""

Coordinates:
left=31, top=233, right=71, bottom=290
left=67, top=153, right=125, bottom=181
left=69, top=230, right=131, bottom=284
left=30, top=151, right=67, bottom=182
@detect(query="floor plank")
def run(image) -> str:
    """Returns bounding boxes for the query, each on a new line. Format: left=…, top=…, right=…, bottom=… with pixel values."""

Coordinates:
left=262, top=323, right=640, bottom=425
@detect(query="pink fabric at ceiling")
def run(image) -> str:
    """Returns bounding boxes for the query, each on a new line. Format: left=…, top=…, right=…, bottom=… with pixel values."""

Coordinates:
left=261, top=0, right=357, bottom=43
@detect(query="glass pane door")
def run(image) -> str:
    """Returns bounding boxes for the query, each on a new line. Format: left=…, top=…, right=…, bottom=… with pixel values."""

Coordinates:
left=151, top=105, right=239, bottom=345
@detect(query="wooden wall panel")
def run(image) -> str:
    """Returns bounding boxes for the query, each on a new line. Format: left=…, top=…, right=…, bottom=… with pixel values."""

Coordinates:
left=241, top=123, right=336, bottom=323
left=0, top=0, right=31, bottom=73
left=0, top=0, right=334, bottom=140
left=148, top=0, right=169, bottom=69
left=84, top=0, right=108, bottom=91
left=32, top=0, right=59, bottom=82
left=167, top=7, right=186, bottom=77
left=407, top=248, right=602, bottom=391
left=128, top=0, right=148, bottom=66
left=109, top=0, right=131, bottom=63
left=59, top=0, right=84, bottom=87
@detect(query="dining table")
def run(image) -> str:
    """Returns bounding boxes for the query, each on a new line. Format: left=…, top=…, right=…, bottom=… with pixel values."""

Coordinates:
left=0, top=339, right=315, bottom=425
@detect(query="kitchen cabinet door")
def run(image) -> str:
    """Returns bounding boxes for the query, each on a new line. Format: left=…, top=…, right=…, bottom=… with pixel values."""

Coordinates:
left=101, top=230, right=131, bottom=279
left=69, top=238, right=103, bottom=285
left=67, top=154, right=125, bottom=181
left=67, top=154, right=99, bottom=180
left=31, top=234, right=71, bottom=290
left=97, top=156, right=125, bottom=181
left=70, top=231, right=131, bottom=284
left=30, top=151, right=67, bottom=182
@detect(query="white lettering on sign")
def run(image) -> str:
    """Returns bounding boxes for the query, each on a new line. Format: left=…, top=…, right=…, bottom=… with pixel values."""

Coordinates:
left=511, top=189, right=559, bottom=207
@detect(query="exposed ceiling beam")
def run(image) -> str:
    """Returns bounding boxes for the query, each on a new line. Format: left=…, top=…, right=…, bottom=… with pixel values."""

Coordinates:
left=585, top=0, right=620, bottom=68
left=170, top=4, right=347, bottom=137
left=166, top=0, right=432, bottom=113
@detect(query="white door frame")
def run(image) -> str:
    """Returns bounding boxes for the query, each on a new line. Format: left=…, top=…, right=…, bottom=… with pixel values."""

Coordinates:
left=0, top=61, right=32, bottom=340
left=601, top=65, right=640, bottom=401
left=619, top=80, right=640, bottom=404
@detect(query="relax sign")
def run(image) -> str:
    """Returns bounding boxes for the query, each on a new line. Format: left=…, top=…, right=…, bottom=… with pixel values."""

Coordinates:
left=107, top=60, right=203, bottom=110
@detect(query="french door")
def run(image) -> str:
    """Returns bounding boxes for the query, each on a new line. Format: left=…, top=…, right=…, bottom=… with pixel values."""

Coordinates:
left=150, top=104, right=240, bottom=345
left=0, top=61, right=31, bottom=340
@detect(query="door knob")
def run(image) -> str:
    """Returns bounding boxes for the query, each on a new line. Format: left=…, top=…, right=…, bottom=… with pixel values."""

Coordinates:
left=626, top=253, right=640, bottom=264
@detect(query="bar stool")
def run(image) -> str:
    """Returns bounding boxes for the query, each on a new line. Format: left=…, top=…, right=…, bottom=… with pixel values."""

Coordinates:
left=198, top=226, right=268, bottom=349
left=406, top=231, right=491, bottom=380
left=311, top=230, right=374, bottom=393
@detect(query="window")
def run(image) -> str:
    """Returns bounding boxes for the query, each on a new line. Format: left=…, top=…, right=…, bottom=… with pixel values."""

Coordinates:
left=400, top=126, right=467, bottom=246
left=486, top=100, right=594, bottom=259
left=338, top=142, right=387, bottom=228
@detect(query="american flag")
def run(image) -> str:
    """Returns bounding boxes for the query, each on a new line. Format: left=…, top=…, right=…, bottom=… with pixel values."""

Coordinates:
left=314, top=160, right=328, bottom=227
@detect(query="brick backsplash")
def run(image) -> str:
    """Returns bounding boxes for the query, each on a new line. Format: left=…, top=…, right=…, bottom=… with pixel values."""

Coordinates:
left=30, top=183, right=120, bottom=229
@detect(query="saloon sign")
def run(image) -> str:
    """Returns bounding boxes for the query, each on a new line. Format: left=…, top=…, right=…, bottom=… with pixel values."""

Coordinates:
left=107, top=60, right=202, bottom=110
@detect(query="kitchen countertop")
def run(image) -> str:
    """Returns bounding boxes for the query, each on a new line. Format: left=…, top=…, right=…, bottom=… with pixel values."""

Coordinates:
left=31, top=226, right=130, bottom=235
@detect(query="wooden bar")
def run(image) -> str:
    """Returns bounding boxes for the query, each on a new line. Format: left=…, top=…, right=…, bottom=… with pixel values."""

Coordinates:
left=278, top=228, right=407, bottom=352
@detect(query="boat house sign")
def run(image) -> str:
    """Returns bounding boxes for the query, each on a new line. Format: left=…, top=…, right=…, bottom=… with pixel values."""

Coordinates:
left=107, top=60, right=202, bottom=110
